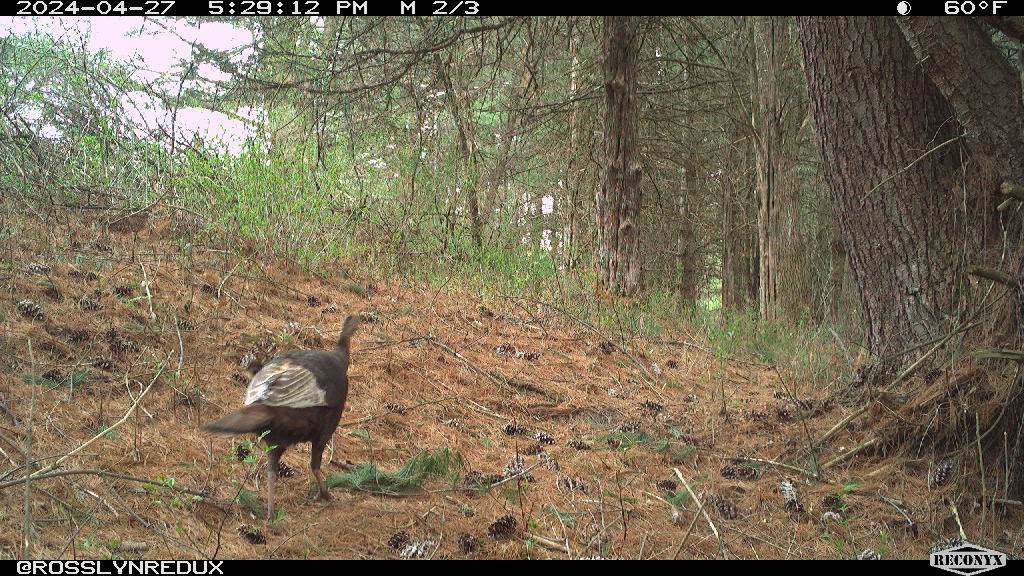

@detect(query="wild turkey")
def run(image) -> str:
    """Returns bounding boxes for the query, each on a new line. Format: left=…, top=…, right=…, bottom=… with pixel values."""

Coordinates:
left=204, top=315, right=360, bottom=520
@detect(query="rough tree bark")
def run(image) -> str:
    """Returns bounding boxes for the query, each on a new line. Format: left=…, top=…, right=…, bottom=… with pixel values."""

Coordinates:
left=798, top=16, right=1024, bottom=493
left=752, top=16, right=806, bottom=323
left=897, top=17, right=1024, bottom=190
left=797, top=17, right=973, bottom=368
left=596, top=16, right=643, bottom=297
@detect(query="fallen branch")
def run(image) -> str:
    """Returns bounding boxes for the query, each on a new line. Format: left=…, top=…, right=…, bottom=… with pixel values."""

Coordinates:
left=0, top=430, right=28, bottom=467
left=877, top=494, right=916, bottom=535
left=817, top=327, right=963, bottom=449
left=527, top=533, right=570, bottom=554
left=29, top=359, right=167, bottom=479
left=1000, top=181, right=1024, bottom=202
left=822, top=437, right=878, bottom=470
left=139, top=262, right=156, bottom=321
left=671, top=493, right=705, bottom=560
left=425, top=336, right=559, bottom=401
left=967, top=265, right=1016, bottom=287
left=946, top=497, right=968, bottom=541
left=971, top=348, right=1024, bottom=362
left=672, top=468, right=727, bottom=559
left=0, top=468, right=206, bottom=497
left=816, top=407, right=869, bottom=451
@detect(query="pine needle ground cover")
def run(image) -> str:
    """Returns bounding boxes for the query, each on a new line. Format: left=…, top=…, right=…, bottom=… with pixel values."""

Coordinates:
left=0, top=215, right=1020, bottom=559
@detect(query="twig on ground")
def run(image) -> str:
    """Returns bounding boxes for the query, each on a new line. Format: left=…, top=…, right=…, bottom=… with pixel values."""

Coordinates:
left=672, top=468, right=727, bottom=559
left=425, top=335, right=559, bottom=401
left=0, top=468, right=207, bottom=497
left=29, top=359, right=167, bottom=479
left=139, top=262, right=156, bottom=321
left=946, top=497, right=968, bottom=541
left=528, top=533, right=570, bottom=554
left=822, top=437, right=878, bottom=470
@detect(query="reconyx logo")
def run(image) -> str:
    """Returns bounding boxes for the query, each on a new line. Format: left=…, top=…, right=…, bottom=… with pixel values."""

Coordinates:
left=930, top=543, right=1008, bottom=575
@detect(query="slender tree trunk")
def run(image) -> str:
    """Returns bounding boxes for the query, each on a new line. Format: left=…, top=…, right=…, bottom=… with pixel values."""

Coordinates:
left=721, top=127, right=758, bottom=312
left=676, top=163, right=699, bottom=306
left=596, top=16, right=643, bottom=297
left=565, top=19, right=587, bottom=269
left=752, top=16, right=805, bottom=322
left=433, top=53, right=483, bottom=250
left=721, top=20, right=759, bottom=313
left=486, top=23, right=544, bottom=252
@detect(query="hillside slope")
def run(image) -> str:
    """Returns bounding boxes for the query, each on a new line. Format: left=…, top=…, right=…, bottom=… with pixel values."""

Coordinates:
left=0, top=214, right=1018, bottom=559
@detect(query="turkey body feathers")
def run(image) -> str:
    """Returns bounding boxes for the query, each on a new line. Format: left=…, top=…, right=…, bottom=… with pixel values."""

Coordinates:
left=201, top=405, right=274, bottom=434
left=202, top=315, right=360, bottom=521
left=243, top=351, right=345, bottom=408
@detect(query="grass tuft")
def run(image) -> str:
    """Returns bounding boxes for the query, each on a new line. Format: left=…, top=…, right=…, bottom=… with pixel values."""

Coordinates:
left=325, top=449, right=464, bottom=494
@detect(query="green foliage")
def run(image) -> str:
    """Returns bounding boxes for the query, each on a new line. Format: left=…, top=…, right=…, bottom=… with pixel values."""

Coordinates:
left=347, top=428, right=372, bottom=441
left=597, top=429, right=651, bottom=451
left=819, top=531, right=850, bottom=558
left=147, top=475, right=200, bottom=509
left=324, top=449, right=465, bottom=494
left=1, top=31, right=160, bottom=206
left=666, top=490, right=691, bottom=510
left=96, top=425, right=118, bottom=440
left=0, top=19, right=856, bottom=358
left=22, top=368, right=90, bottom=389
left=646, top=439, right=697, bottom=461
left=549, top=506, right=578, bottom=526
left=701, top=309, right=846, bottom=382
left=235, top=487, right=264, bottom=516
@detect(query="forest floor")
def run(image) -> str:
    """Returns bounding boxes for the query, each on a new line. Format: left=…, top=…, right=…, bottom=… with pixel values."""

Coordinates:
left=0, top=212, right=1021, bottom=560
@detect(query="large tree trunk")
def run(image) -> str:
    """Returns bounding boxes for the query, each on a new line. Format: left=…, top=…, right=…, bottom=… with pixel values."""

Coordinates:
left=798, top=16, right=1024, bottom=494
left=897, top=17, right=1024, bottom=190
left=797, top=17, right=972, bottom=369
left=752, top=16, right=806, bottom=322
left=596, top=16, right=643, bottom=296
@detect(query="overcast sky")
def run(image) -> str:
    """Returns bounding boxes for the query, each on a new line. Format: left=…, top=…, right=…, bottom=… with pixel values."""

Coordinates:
left=0, top=17, right=257, bottom=153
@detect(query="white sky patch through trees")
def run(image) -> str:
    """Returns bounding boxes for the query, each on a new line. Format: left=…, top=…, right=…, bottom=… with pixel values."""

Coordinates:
left=0, top=17, right=256, bottom=155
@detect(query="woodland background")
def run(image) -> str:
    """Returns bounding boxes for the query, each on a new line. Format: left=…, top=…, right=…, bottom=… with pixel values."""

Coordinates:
left=0, top=15, right=1022, bottom=560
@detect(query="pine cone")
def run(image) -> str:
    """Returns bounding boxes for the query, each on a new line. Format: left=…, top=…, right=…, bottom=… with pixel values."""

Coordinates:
left=487, top=515, right=517, bottom=539
left=387, top=531, right=410, bottom=550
